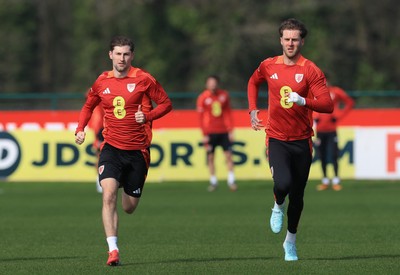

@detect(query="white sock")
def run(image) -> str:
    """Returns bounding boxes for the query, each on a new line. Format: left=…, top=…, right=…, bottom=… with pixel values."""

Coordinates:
left=210, top=175, right=217, bottom=185
left=227, top=171, right=235, bottom=185
left=285, top=230, right=296, bottom=243
left=332, top=177, right=341, bottom=185
left=106, top=236, right=118, bottom=252
left=273, top=201, right=284, bottom=211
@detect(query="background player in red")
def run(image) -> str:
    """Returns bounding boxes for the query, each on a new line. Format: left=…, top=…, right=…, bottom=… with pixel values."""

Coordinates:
left=314, top=75, right=354, bottom=191
left=75, top=36, right=172, bottom=266
left=197, top=75, right=237, bottom=192
left=247, top=18, right=333, bottom=261
left=87, top=98, right=105, bottom=193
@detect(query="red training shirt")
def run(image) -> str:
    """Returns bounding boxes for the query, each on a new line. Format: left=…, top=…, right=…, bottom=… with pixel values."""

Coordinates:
left=76, top=66, right=172, bottom=150
left=196, top=89, right=234, bottom=135
left=248, top=55, right=333, bottom=141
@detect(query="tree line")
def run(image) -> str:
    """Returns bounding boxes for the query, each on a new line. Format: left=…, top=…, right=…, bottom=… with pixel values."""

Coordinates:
left=0, top=0, right=398, bottom=100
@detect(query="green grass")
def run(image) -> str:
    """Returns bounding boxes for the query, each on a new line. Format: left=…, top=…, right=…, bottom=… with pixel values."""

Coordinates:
left=0, top=180, right=399, bottom=274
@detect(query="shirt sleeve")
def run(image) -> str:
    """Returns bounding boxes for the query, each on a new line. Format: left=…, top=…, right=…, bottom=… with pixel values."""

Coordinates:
left=304, top=66, right=334, bottom=113
left=145, top=79, right=172, bottom=122
left=196, top=93, right=207, bottom=135
left=75, top=87, right=101, bottom=134
left=247, top=62, right=266, bottom=112
left=224, top=92, right=234, bottom=132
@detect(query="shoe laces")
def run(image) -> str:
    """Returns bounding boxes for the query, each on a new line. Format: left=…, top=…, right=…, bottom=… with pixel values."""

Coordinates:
left=271, top=208, right=283, bottom=219
left=271, top=209, right=284, bottom=230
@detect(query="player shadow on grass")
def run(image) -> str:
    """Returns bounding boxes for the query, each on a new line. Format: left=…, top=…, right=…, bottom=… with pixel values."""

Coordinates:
left=0, top=256, right=82, bottom=262
left=308, top=254, right=400, bottom=261
left=122, top=256, right=273, bottom=266
left=120, top=254, right=400, bottom=266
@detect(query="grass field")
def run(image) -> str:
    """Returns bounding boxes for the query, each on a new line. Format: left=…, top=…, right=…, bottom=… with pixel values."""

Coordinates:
left=0, top=179, right=399, bottom=274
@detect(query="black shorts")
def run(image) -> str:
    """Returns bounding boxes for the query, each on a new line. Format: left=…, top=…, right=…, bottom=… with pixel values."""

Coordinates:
left=98, top=143, right=150, bottom=198
left=206, top=133, right=232, bottom=153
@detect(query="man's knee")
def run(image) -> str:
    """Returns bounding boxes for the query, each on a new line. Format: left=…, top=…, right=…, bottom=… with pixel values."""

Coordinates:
left=274, top=178, right=291, bottom=195
left=123, top=203, right=138, bottom=214
left=101, top=179, right=119, bottom=203
left=122, top=196, right=140, bottom=214
left=102, top=191, right=117, bottom=206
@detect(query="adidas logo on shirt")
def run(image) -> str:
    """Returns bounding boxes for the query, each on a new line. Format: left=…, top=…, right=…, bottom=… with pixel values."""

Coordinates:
left=103, top=88, right=111, bottom=94
left=270, top=73, right=278, bottom=79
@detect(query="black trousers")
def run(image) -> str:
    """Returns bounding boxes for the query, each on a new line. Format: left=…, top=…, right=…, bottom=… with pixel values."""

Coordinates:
left=316, top=131, right=339, bottom=177
left=268, top=137, right=312, bottom=234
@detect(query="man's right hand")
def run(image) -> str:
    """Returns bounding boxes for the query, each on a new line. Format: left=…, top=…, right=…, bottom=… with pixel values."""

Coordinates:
left=250, top=110, right=263, bottom=131
left=75, top=131, right=86, bottom=145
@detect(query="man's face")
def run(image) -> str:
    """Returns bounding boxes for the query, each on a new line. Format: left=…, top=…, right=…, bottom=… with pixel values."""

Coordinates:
left=109, top=45, right=134, bottom=73
left=206, top=77, right=219, bottom=91
left=280, top=29, right=304, bottom=60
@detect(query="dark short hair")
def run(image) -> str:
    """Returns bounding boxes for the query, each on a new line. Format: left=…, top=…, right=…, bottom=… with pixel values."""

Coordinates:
left=206, top=75, right=220, bottom=83
left=109, top=36, right=135, bottom=52
left=279, top=18, right=308, bottom=38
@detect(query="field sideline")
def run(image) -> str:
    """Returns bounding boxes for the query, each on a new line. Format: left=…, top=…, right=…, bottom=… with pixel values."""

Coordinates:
left=0, top=180, right=399, bottom=274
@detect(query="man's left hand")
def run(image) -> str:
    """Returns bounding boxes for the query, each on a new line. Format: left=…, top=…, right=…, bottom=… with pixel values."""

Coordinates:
left=287, top=92, right=306, bottom=106
left=135, top=105, right=146, bottom=124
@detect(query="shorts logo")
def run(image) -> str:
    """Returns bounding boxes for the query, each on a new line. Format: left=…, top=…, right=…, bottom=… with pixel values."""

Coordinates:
left=98, top=165, right=105, bottom=175
left=127, top=83, right=136, bottom=93
left=295, top=74, right=304, bottom=83
left=132, top=188, right=141, bottom=195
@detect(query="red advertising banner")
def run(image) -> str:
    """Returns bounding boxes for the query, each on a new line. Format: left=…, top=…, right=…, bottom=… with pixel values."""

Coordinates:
left=1, top=109, right=399, bottom=130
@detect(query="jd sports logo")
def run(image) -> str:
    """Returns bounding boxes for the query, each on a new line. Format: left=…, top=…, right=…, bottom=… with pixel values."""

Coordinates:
left=0, top=132, right=21, bottom=178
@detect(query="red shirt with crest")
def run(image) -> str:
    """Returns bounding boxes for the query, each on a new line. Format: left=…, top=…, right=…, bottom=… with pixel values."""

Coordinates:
left=76, top=66, right=172, bottom=150
left=248, top=55, right=333, bottom=141
left=196, top=89, right=233, bottom=135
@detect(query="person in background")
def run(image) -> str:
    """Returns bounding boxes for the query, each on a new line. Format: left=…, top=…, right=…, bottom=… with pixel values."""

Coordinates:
left=314, top=75, right=354, bottom=191
left=88, top=104, right=105, bottom=193
left=197, top=75, right=237, bottom=192
left=75, top=36, right=172, bottom=266
left=247, top=18, right=333, bottom=261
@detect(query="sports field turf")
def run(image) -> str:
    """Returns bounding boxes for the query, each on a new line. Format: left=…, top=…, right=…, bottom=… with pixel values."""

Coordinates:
left=0, top=180, right=399, bottom=274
